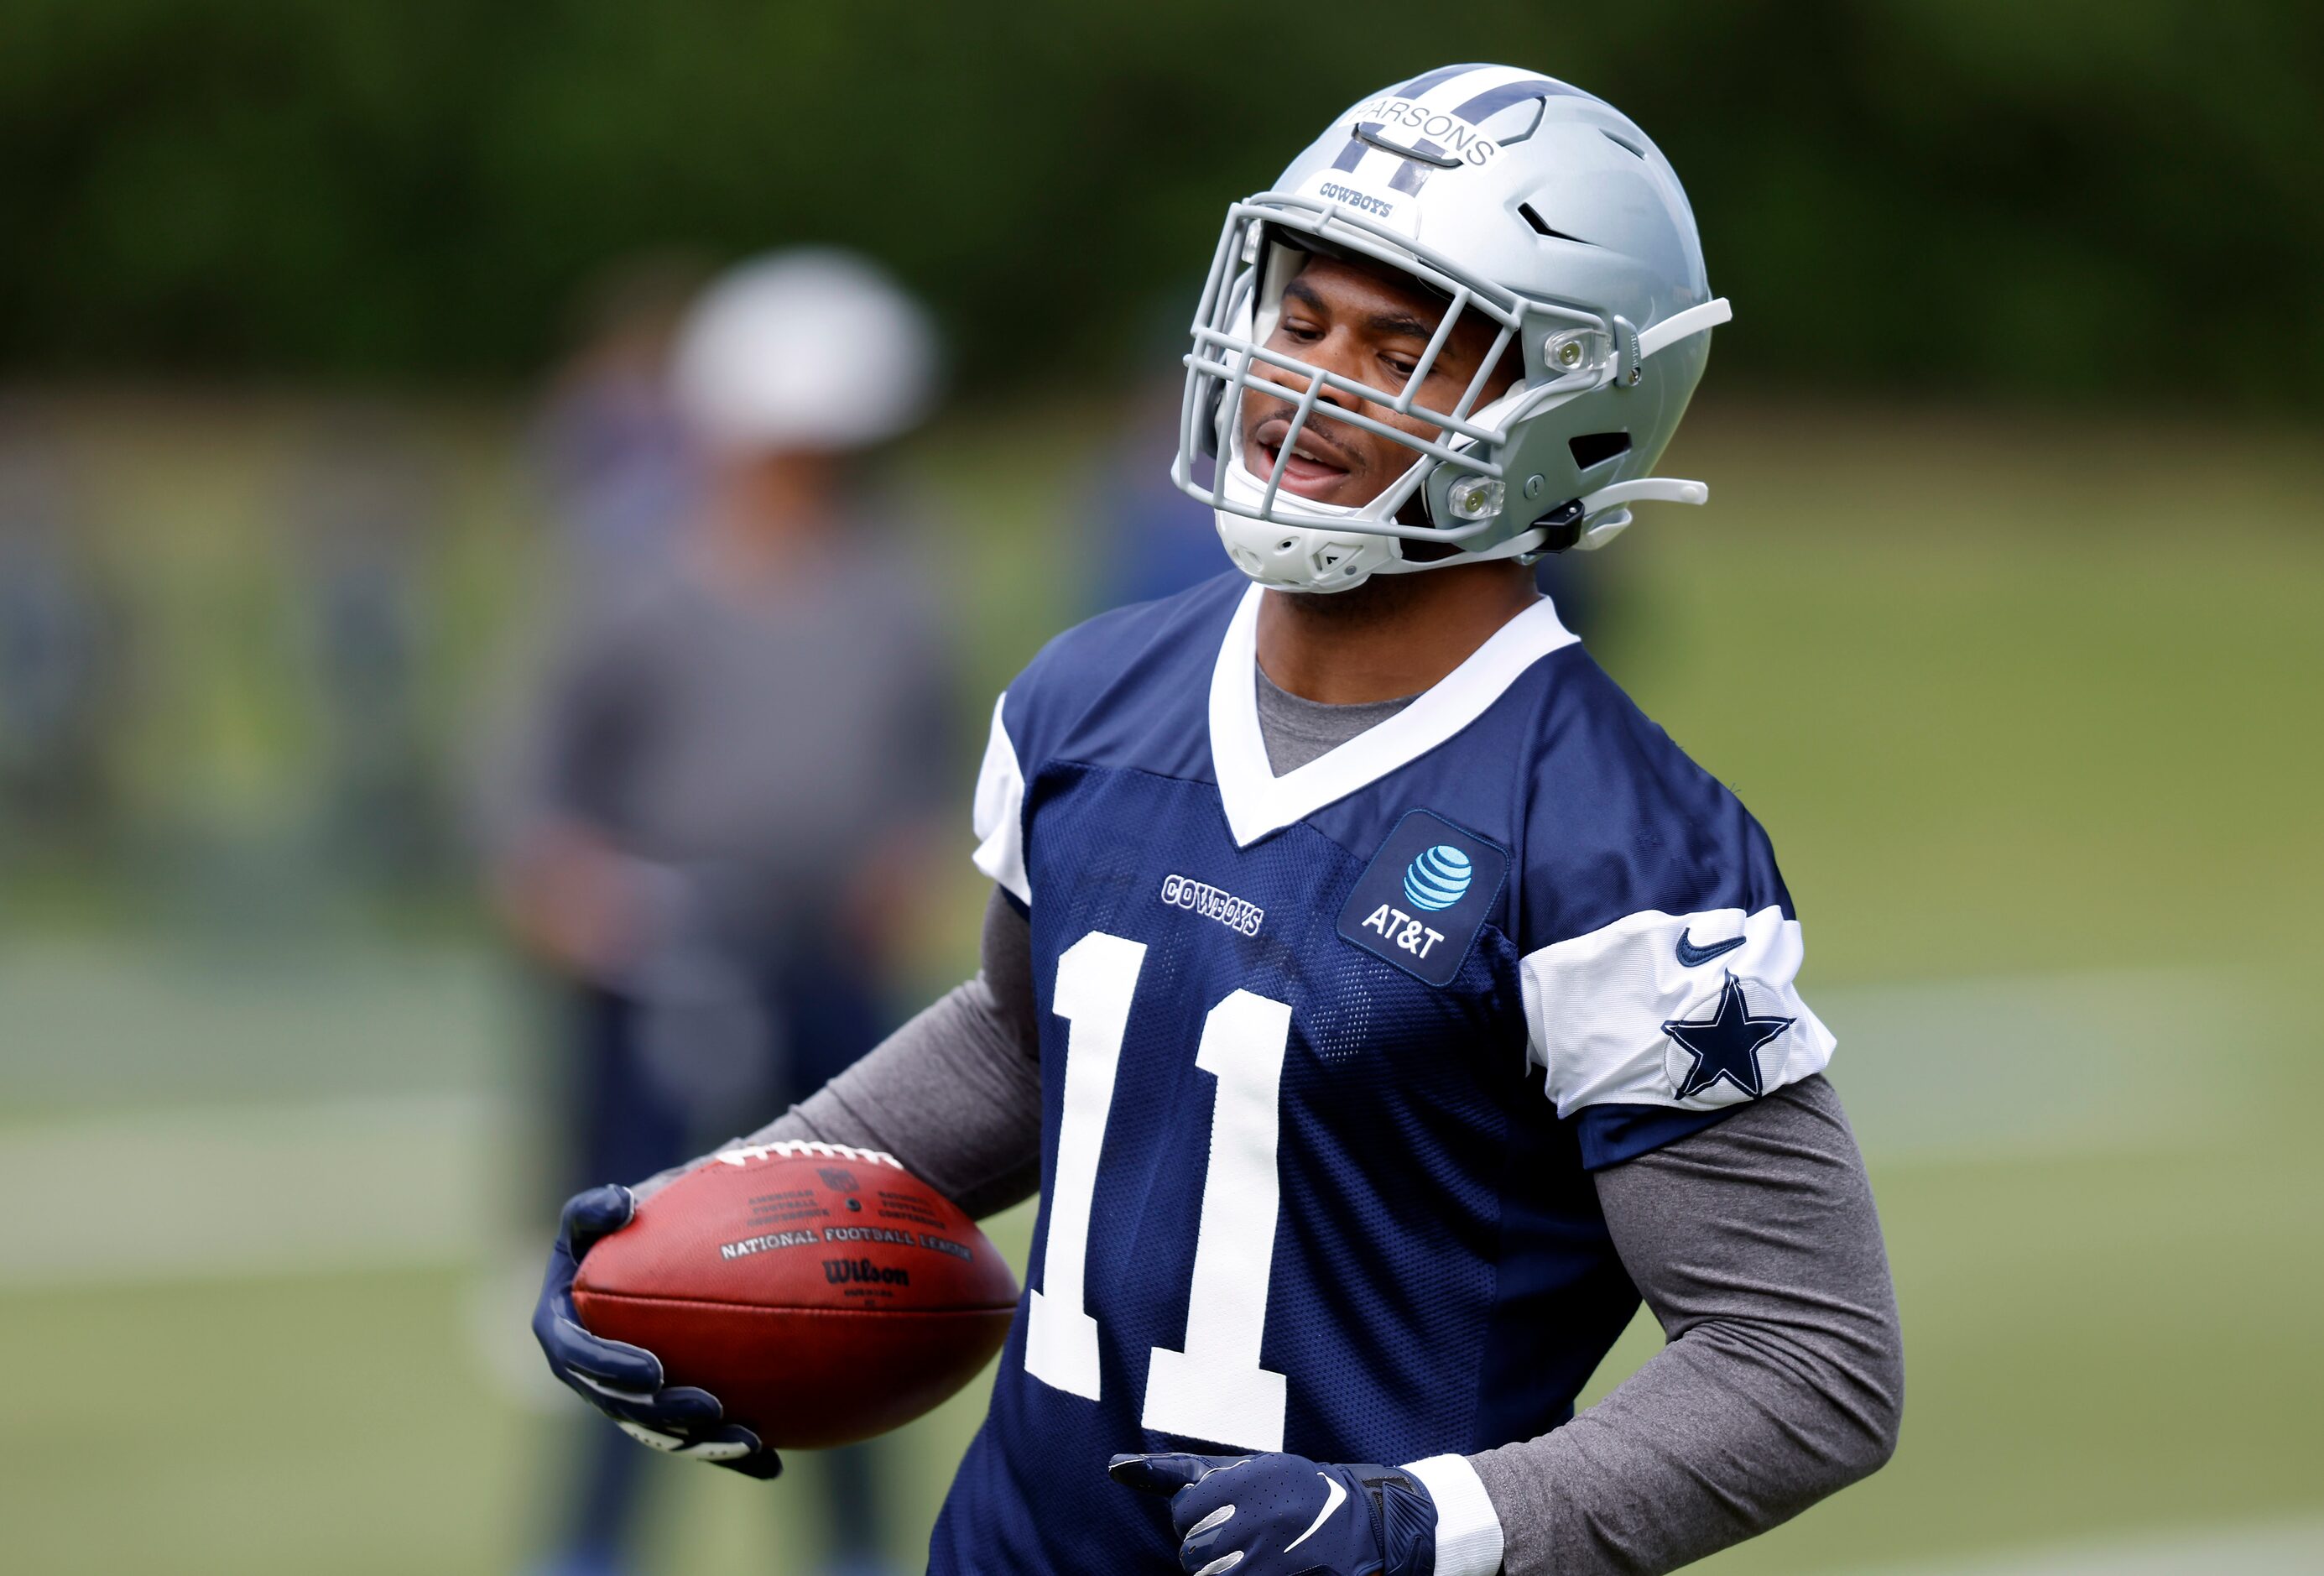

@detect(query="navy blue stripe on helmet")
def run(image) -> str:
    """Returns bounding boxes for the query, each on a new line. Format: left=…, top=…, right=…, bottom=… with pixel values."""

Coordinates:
left=1333, top=67, right=1563, bottom=182
left=1395, top=62, right=1488, bottom=97
left=1387, top=140, right=1452, bottom=196
left=1450, top=76, right=1592, bottom=126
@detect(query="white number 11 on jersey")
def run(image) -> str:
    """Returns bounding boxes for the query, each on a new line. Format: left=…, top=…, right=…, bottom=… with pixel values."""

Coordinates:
left=1022, top=929, right=1292, bottom=1453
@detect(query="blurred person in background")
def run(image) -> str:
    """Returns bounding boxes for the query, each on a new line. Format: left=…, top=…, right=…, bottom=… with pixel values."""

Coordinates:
left=529, top=257, right=707, bottom=597
left=487, top=250, right=951, bottom=1576
left=0, top=419, right=124, bottom=859
left=1086, top=334, right=1238, bottom=608
left=285, top=407, right=445, bottom=890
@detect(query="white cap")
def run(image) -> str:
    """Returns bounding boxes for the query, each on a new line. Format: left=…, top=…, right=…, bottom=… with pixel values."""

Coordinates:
left=670, top=248, right=937, bottom=454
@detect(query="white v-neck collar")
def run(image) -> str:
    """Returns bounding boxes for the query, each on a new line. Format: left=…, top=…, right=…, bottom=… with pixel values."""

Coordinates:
left=1207, top=582, right=1578, bottom=847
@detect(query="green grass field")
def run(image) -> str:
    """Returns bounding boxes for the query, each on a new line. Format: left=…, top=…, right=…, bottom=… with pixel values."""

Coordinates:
left=2, top=396, right=2319, bottom=1573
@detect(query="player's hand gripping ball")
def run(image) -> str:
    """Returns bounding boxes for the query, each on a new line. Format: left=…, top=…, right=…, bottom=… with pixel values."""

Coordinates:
left=1111, top=1451, right=1439, bottom=1575
left=534, top=1145, right=1019, bottom=1475
left=534, top=1184, right=779, bottom=1474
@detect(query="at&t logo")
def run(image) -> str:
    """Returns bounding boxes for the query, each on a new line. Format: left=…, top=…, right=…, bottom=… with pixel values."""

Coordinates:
left=1356, top=901, right=1446, bottom=961
left=1402, top=844, right=1473, bottom=911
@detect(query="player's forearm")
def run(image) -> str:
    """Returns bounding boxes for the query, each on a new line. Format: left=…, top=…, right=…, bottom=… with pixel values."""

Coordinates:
left=633, top=887, right=1044, bottom=1219
left=715, top=978, right=1042, bottom=1218
left=1470, top=1077, right=1904, bottom=1576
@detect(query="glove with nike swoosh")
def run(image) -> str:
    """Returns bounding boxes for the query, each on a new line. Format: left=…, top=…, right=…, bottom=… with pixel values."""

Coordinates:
left=532, top=1184, right=784, bottom=1479
left=1110, top=1451, right=1436, bottom=1575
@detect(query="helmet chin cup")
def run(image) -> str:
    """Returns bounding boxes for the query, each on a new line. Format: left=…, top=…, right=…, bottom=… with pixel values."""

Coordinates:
left=1213, top=512, right=1403, bottom=593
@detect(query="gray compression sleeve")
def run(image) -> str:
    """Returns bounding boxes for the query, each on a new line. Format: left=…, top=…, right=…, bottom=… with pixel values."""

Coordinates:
left=633, top=885, right=1043, bottom=1219
left=1468, top=1076, right=1905, bottom=1575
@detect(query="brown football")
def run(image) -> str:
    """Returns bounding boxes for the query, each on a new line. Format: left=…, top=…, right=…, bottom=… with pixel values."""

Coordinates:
left=574, top=1141, right=1019, bottom=1449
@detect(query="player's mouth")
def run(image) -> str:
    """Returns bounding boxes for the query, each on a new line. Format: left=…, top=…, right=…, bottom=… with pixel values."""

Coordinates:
left=1249, top=414, right=1357, bottom=500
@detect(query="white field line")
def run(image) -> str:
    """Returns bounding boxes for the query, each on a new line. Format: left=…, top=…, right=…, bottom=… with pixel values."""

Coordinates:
left=0, top=1093, right=507, bottom=1289
left=1852, top=1512, right=2324, bottom=1575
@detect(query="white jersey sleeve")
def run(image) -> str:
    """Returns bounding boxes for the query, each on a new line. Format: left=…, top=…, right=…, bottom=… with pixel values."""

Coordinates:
left=1519, top=903, right=1835, bottom=1118
left=970, top=691, right=1030, bottom=905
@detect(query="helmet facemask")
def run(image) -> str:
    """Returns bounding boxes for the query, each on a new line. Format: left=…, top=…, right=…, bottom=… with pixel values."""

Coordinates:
left=1176, top=195, right=1624, bottom=592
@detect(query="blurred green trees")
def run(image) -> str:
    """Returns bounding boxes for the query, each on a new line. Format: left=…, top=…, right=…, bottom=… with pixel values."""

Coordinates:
left=2, top=0, right=2316, bottom=400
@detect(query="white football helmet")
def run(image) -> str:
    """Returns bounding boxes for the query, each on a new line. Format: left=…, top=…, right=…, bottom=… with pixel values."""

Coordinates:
left=672, top=249, right=937, bottom=455
left=1175, top=64, right=1730, bottom=592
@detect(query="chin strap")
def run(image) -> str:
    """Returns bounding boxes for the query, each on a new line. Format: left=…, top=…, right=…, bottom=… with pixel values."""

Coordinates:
left=1373, top=524, right=1552, bottom=574
left=1581, top=477, right=1709, bottom=513
left=1375, top=476, right=1712, bottom=573
left=1638, top=297, right=1732, bottom=361
left=1563, top=477, right=1712, bottom=553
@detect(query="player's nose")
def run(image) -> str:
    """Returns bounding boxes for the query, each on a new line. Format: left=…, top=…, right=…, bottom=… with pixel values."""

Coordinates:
left=1256, top=334, right=1372, bottom=415
left=1302, top=335, right=1373, bottom=412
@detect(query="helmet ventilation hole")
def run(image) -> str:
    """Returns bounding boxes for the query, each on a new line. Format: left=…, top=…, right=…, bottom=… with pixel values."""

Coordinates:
left=1568, top=431, right=1632, bottom=470
left=1518, top=203, right=1593, bottom=247
left=1601, top=130, right=1648, bottom=159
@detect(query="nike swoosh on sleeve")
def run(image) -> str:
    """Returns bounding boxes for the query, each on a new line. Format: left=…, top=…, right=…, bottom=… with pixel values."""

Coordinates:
left=1284, top=1473, right=1347, bottom=1553
left=1675, top=928, right=1747, bottom=967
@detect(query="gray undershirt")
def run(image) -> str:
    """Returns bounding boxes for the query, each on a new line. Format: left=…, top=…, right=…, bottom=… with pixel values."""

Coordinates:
left=1253, top=662, right=1418, bottom=774
left=644, top=664, right=1903, bottom=1574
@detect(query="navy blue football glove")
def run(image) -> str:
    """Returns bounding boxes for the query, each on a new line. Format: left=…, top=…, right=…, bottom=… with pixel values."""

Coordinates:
left=532, top=1183, right=784, bottom=1479
left=1111, top=1451, right=1436, bottom=1576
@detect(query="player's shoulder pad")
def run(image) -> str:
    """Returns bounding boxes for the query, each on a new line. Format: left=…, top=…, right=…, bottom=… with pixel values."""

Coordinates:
left=1507, top=651, right=1832, bottom=1156
left=998, top=572, right=1244, bottom=777
left=972, top=572, right=1245, bottom=906
left=1510, top=648, right=1792, bottom=952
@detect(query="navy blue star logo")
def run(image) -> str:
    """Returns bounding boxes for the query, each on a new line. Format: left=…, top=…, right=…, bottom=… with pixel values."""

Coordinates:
left=1661, top=972, right=1795, bottom=1100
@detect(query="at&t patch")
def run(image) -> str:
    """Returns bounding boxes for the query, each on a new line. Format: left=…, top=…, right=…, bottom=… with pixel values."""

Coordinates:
left=1336, top=810, right=1509, bottom=986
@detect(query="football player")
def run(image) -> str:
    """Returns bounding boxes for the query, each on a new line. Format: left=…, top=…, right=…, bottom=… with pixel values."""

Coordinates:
left=536, top=65, right=1902, bottom=1575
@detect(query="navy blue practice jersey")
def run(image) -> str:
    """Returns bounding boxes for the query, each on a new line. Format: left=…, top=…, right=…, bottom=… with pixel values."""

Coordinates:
left=930, top=574, right=1834, bottom=1572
